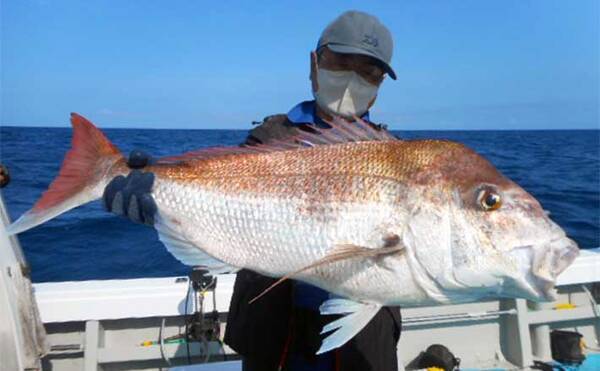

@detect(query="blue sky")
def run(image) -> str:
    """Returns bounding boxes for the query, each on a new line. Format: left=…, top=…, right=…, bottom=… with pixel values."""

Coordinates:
left=1, top=1, right=598, bottom=130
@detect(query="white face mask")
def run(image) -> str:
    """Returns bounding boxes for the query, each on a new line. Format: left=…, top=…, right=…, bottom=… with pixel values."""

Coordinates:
left=313, top=68, right=379, bottom=118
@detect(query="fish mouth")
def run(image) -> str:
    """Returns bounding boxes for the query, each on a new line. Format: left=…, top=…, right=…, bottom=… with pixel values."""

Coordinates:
left=531, top=237, right=579, bottom=281
left=529, top=274, right=558, bottom=301
left=510, top=237, right=579, bottom=301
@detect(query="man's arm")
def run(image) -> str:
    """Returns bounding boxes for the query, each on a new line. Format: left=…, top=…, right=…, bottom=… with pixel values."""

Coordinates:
left=244, top=114, right=298, bottom=145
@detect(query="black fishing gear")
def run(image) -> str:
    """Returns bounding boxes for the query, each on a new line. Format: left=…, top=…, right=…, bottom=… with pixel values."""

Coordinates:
left=550, top=330, right=586, bottom=365
left=417, top=344, right=461, bottom=371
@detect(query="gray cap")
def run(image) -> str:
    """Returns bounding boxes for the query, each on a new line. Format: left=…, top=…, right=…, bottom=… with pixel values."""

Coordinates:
left=317, top=10, right=396, bottom=80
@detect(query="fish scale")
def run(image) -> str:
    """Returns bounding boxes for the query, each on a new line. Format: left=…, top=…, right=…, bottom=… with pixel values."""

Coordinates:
left=153, top=170, right=410, bottom=302
left=155, top=141, right=447, bottom=188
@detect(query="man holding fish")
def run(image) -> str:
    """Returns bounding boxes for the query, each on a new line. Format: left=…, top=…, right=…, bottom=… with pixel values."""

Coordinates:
left=104, top=10, right=403, bottom=371
left=8, top=9, right=579, bottom=371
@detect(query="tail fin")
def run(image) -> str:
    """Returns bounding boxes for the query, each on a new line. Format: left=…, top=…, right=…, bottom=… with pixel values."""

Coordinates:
left=7, top=113, right=124, bottom=235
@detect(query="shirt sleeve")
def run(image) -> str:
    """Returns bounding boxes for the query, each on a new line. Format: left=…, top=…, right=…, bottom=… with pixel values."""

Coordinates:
left=244, top=114, right=299, bottom=145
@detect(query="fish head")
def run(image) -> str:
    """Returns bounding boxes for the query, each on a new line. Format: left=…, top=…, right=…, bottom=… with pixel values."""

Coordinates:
left=407, top=142, right=579, bottom=303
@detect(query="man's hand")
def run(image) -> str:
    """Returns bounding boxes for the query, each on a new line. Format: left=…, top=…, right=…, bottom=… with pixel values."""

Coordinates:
left=127, top=149, right=153, bottom=169
left=103, top=150, right=157, bottom=226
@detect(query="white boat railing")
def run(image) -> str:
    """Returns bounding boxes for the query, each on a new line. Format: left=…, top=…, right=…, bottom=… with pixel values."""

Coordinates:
left=33, top=248, right=600, bottom=324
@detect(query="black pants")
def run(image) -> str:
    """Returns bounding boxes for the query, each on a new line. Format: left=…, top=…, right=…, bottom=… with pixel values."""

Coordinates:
left=225, top=270, right=402, bottom=371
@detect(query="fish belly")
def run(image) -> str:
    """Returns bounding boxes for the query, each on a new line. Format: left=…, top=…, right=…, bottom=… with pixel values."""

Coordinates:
left=151, top=178, right=424, bottom=304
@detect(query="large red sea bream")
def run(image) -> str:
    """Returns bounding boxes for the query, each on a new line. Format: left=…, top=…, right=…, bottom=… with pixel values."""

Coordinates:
left=7, top=113, right=579, bottom=353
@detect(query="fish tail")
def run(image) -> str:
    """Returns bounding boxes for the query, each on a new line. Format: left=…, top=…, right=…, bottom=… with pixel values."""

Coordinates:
left=7, top=113, right=125, bottom=235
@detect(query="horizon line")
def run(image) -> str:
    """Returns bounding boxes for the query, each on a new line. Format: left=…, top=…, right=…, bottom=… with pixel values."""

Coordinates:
left=0, top=124, right=598, bottom=132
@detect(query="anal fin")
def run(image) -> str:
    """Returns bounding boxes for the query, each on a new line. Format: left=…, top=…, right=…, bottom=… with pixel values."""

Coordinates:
left=318, top=298, right=381, bottom=354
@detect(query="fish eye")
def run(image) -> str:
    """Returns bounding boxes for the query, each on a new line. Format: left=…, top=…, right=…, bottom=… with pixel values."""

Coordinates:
left=477, top=188, right=502, bottom=211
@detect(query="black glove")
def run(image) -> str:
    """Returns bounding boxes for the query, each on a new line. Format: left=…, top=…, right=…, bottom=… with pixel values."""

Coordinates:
left=127, top=149, right=153, bottom=169
left=103, top=150, right=157, bottom=226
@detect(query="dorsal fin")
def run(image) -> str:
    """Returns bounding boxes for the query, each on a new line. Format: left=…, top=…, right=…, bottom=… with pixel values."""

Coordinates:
left=156, top=116, right=398, bottom=164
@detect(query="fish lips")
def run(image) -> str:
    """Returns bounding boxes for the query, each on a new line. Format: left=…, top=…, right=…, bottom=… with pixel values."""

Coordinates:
left=531, top=237, right=579, bottom=280
left=509, top=237, right=579, bottom=301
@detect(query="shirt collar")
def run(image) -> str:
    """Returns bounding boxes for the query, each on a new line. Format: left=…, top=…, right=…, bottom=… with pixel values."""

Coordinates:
left=287, top=100, right=370, bottom=127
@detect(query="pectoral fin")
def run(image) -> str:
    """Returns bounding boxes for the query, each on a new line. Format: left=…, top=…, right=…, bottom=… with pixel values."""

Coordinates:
left=249, top=237, right=404, bottom=304
left=318, top=298, right=381, bottom=354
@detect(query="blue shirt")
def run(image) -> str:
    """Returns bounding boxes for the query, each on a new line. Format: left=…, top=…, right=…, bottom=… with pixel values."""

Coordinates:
left=286, top=100, right=370, bottom=310
left=287, top=100, right=370, bottom=129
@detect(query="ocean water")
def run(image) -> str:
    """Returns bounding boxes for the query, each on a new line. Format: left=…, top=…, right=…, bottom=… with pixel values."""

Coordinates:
left=0, top=127, right=598, bottom=283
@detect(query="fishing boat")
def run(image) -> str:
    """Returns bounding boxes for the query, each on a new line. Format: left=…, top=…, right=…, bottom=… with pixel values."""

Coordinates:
left=1, top=195, right=599, bottom=371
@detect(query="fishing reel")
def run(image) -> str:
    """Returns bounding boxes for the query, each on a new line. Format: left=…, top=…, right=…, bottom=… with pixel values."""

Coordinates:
left=185, top=268, right=221, bottom=343
left=189, top=268, right=217, bottom=291
left=186, top=310, right=221, bottom=343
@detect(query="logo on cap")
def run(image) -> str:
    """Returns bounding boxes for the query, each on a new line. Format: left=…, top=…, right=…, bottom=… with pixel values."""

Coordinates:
left=362, top=34, right=379, bottom=48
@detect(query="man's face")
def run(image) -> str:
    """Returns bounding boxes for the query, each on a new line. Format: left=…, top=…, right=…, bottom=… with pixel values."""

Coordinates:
left=310, top=47, right=385, bottom=93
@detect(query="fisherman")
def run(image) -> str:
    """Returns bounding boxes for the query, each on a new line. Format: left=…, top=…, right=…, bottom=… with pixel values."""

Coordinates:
left=102, top=10, right=401, bottom=371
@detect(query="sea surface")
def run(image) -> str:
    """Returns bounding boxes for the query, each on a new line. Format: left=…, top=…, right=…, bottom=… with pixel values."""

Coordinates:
left=0, top=127, right=598, bottom=283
